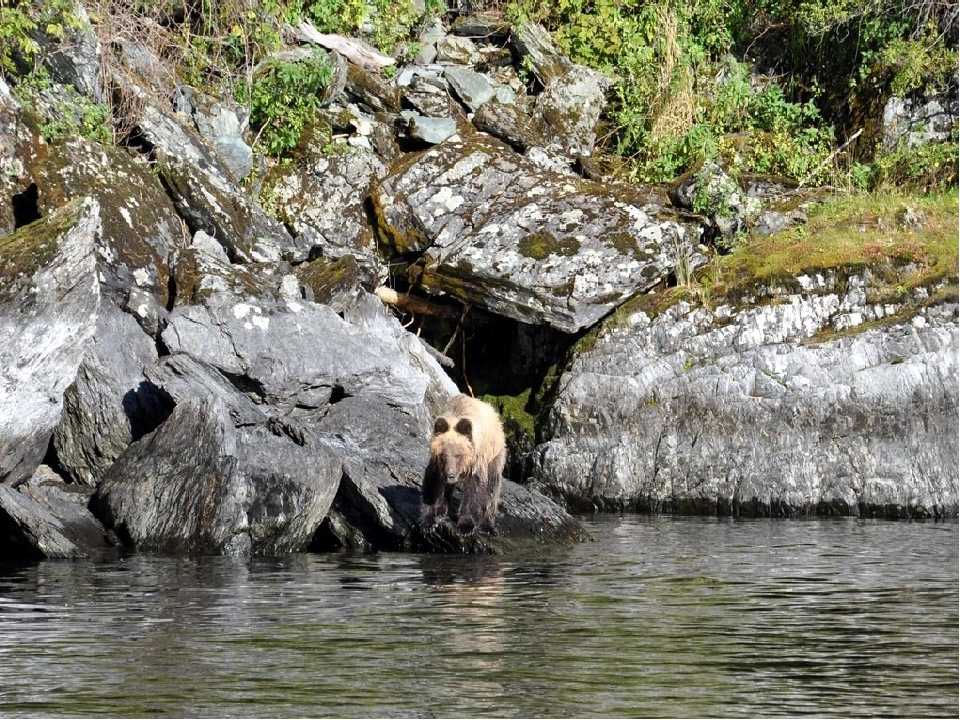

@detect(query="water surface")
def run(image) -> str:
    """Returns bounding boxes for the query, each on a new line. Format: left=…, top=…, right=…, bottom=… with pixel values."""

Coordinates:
left=1, top=515, right=957, bottom=717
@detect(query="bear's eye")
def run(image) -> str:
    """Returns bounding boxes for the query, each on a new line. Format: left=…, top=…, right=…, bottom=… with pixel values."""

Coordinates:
left=433, top=417, right=449, bottom=434
left=455, top=418, right=472, bottom=438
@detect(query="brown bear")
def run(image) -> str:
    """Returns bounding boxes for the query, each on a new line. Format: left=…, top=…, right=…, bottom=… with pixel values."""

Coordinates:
left=422, top=394, right=506, bottom=534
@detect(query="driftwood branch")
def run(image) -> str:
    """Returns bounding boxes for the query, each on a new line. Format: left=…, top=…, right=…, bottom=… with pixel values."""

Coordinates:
left=289, top=21, right=395, bottom=70
left=374, top=286, right=461, bottom=319
left=799, top=128, right=863, bottom=187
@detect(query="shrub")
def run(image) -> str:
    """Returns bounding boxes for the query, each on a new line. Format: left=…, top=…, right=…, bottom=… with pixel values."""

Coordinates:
left=238, top=51, right=332, bottom=157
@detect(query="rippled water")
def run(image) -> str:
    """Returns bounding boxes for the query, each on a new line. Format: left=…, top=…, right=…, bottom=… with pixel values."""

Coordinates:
left=0, top=515, right=957, bottom=717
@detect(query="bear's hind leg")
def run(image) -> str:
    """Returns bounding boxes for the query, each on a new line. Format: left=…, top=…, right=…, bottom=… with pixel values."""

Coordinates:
left=480, top=450, right=506, bottom=533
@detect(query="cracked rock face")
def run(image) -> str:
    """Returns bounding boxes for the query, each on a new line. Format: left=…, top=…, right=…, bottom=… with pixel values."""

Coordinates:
left=532, top=272, right=960, bottom=518
left=93, top=395, right=342, bottom=556
left=0, top=199, right=167, bottom=487
left=266, top=143, right=387, bottom=271
left=372, top=131, right=701, bottom=333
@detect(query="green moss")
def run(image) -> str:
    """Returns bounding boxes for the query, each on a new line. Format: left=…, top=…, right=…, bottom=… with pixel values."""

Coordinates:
left=518, top=231, right=580, bottom=260
left=697, top=191, right=959, bottom=303
left=482, top=389, right=536, bottom=440
left=0, top=200, right=82, bottom=300
left=609, top=232, right=642, bottom=258
left=295, top=255, right=364, bottom=301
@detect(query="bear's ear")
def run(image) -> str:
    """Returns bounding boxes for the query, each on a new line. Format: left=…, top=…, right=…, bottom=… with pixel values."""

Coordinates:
left=455, top=418, right=473, bottom=439
left=433, top=417, right=449, bottom=434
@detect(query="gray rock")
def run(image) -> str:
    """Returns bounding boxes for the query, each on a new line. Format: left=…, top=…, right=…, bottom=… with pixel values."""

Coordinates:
left=160, top=287, right=455, bottom=415
left=753, top=209, right=806, bottom=236
left=406, top=113, right=457, bottom=144
left=451, top=13, right=512, bottom=42
left=52, top=307, right=166, bottom=486
left=0, top=199, right=168, bottom=487
left=0, top=200, right=102, bottom=485
left=396, top=64, right=445, bottom=87
left=414, top=19, right=446, bottom=65
left=472, top=100, right=541, bottom=150
left=158, top=154, right=303, bottom=263
left=15, top=137, right=183, bottom=320
left=264, top=141, right=386, bottom=267
left=295, top=255, right=379, bottom=312
left=444, top=67, right=495, bottom=111
left=93, top=395, right=342, bottom=556
left=345, top=63, right=402, bottom=114
left=671, top=161, right=761, bottom=238
left=0, top=466, right=112, bottom=560
left=403, top=80, right=454, bottom=117
left=189, top=97, right=253, bottom=181
left=35, top=2, right=103, bottom=101
left=533, top=273, right=959, bottom=518
left=372, top=131, right=700, bottom=333
left=531, top=65, right=610, bottom=159
left=882, top=94, right=959, bottom=149
left=437, top=35, right=479, bottom=65
left=510, top=22, right=571, bottom=85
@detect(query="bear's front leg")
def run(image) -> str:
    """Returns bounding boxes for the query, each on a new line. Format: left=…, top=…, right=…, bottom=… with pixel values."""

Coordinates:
left=421, top=456, right=450, bottom=528
left=456, top=474, right=489, bottom=535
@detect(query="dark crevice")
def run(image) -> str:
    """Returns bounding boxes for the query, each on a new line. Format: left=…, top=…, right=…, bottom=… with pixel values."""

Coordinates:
left=123, top=381, right=175, bottom=442
left=38, top=436, right=69, bottom=488
left=219, top=369, right=268, bottom=400
left=329, top=385, right=350, bottom=404
left=12, top=183, right=41, bottom=228
left=165, top=253, right=177, bottom=313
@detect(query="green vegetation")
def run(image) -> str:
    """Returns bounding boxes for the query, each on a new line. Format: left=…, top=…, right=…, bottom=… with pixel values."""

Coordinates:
left=238, top=51, right=332, bottom=157
left=13, top=73, right=111, bottom=144
left=712, top=191, right=958, bottom=291
left=0, top=0, right=79, bottom=74
left=506, top=0, right=958, bottom=186
left=615, top=191, right=958, bottom=320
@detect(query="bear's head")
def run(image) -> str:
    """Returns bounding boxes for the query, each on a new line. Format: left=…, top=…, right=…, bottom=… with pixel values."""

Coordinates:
left=429, top=416, right=477, bottom=483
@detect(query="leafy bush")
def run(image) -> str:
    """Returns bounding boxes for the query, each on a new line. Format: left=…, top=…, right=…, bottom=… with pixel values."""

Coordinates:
left=870, top=139, right=960, bottom=192
left=238, top=51, right=332, bottom=157
left=507, top=0, right=957, bottom=187
left=0, top=0, right=83, bottom=75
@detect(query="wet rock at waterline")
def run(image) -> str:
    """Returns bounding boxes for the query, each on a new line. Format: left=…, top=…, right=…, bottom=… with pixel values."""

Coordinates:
left=532, top=272, right=959, bottom=518
left=372, top=131, right=702, bottom=333
left=0, top=466, right=114, bottom=561
left=93, top=396, right=342, bottom=556
left=311, top=396, right=585, bottom=554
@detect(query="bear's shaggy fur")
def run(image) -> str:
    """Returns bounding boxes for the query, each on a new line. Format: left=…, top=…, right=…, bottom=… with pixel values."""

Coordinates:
left=422, top=394, right=507, bottom=533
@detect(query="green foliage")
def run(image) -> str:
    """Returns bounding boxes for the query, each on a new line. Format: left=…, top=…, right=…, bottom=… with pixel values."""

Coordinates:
left=869, top=140, right=960, bottom=193
left=0, top=0, right=82, bottom=76
left=238, top=51, right=332, bottom=157
left=302, top=0, right=366, bottom=34
left=507, top=0, right=957, bottom=188
left=13, top=71, right=111, bottom=144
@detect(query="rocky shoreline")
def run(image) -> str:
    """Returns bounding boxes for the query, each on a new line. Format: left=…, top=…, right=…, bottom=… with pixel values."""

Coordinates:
left=1, top=6, right=956, bottom=561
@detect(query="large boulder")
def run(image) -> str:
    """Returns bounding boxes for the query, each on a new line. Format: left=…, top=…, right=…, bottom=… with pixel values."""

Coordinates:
left=0, top=199, right=103, bottom=484
left=0, top=199, right=166, bottom=487
left=533, top=272, right=959, bottom=518
left=93, top=394, right=342, bottom=556
left=22, top=138, right=185, bottom=323
left=371, top=131, right=701, bottom=333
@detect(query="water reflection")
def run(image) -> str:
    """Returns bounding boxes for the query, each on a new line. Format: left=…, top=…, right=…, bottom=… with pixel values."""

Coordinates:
left=0, top=516, right=956, bottom=718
